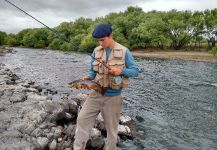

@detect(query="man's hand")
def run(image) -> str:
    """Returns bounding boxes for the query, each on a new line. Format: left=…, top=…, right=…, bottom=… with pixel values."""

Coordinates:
left=83, top=76, right=91, bottom=80
left=109, top=67, right=122, bottom=76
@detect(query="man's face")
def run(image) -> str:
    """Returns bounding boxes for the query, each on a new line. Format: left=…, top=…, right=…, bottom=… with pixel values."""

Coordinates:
left=97, top=36, right=110, bottom=48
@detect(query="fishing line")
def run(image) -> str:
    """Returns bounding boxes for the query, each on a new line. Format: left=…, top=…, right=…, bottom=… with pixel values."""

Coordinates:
left=5, top=0, right=110, bottom=69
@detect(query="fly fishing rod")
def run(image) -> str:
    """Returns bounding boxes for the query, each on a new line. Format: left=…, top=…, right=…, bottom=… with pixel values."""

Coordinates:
left=5, top=0, right=110, bottom=69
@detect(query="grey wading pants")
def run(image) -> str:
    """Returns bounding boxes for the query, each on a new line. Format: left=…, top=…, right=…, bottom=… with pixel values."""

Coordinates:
left=73, top=91, right=123, bottom=150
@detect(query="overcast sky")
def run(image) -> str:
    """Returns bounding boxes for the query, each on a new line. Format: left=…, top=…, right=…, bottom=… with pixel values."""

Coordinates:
left=1, top=0, right=217, bottom=33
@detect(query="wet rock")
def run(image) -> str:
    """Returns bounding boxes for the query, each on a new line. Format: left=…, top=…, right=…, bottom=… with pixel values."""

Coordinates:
left=135, top=115, right=145, bottom=122
left=47, top=132, right=54, bottom=140
left=37, top=137, right=49, bottom=149
left=57, top=137, right=63, bottom=143
left=24, top=123, right=37, bottom=135
left=31, top=127, right=44, bottom=137
left=49, top=139, right=57, bottom=150
left=87, top=128, right=105, bottom=149
left=67, top=100, right=78, bottom=115
left=9, top=91, right=27, bottom=103
left=95, top=113, right=106, bottom=132
left=65, top=112, right=73, bottom=119
left=53, top=127, right=62, bottom=139
left=31, top=85, right=44, bottom=92
left=27, top=93, right=49, bottom=102
left=118, top=125, right=132, bottom=137
left=0, top=65, right=137, bottom=150
left=120, top=115, right=132, bottom=124
left=73, top=93, right=88, bottom=107
left=64, top=124, right=76, bottom=138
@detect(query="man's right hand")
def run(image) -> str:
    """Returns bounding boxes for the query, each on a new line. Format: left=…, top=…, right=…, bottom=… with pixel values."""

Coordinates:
left=83, top=76, right=91, bottom=80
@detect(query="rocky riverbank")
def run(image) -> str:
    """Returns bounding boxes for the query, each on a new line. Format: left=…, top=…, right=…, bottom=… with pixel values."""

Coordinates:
left=0, top=47, right=16, bottom=55
left=0, top=63, right=141, bottom=150
left=132, top=50, right=217, bottom=63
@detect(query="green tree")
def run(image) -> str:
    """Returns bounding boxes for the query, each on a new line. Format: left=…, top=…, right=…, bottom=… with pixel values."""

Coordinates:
left=60, top=42, right=72, bottom=51
left=16, top=29, right=32, bottom=45
left=135, top=12, right=169, bottom=49
left=21, top=28, right=50, bottom=48
left=189, top=11, right=204, bottom=49
left=130, top=23, right=152, bottom=49
left=80, top=34, right=97, bottom=52
left=0, top=31, right=7, bottom=46
left=70, top=34, right=86, bottom=51
left=5, top=33, right=19, bottom=46
left=48, top=38, right=62, bottom=50
left=203, top=9, right=217, bottom=48
left=165, top=10, right=192, bottom=49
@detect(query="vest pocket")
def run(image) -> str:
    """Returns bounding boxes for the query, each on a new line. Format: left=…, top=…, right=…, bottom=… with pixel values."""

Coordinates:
left=103, top=66, right=109, bottom=74
left=113, top=49, right=123, bottom=58
left=122, top=77, right=129, bottom=88
left=94, top=74, right=103, bottom=86
left=93, top=61, right=100, bottom=72
left=108, top=61, right=125, bottom=69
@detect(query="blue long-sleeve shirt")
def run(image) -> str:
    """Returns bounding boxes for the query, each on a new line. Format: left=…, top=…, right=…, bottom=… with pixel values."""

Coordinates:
left=89, top=48, right=139, bottom=96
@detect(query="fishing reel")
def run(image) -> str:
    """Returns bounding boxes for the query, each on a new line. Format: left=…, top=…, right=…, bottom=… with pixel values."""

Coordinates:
left=112, top=76, right=122, bottom=85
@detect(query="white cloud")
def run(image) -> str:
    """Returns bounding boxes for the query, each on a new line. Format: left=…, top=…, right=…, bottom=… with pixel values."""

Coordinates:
left=138, top=0, right=217, bottom=12
left=1, top=0, right=217, bottom=33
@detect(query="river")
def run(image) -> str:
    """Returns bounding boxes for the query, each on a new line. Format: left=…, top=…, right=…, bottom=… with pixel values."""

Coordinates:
left=0, top=48, right=217, bottom=150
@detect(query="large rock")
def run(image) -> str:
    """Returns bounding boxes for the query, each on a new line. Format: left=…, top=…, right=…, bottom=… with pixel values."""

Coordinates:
left=0, top=65, right=137, bottom=150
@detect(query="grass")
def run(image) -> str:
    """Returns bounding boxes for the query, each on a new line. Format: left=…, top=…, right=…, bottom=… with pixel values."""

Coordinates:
left=132, top=50, right=217, bottom=63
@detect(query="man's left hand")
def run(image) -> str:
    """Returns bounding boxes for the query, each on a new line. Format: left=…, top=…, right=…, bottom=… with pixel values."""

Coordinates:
left=109, top=67, right=122, bottom=76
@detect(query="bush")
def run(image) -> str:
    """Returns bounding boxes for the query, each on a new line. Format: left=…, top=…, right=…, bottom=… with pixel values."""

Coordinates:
left=80, top=34, right=97, bottom=52
left=48, top=38, right=62, bottom=50
left=60, top=42, right=72, bottom=51
left=0, top=31, right=7, bottom=46
left=211, top=46, right=217, bottom=56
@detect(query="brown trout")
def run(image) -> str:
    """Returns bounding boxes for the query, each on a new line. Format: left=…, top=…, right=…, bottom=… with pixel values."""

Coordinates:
left=68, top=79, right=105, bottom=94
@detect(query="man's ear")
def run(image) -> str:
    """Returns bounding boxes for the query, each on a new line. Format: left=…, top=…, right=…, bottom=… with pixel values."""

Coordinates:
left=109, top=33, right=113, bottom=38
left=108, top=33, right=113, bottom=38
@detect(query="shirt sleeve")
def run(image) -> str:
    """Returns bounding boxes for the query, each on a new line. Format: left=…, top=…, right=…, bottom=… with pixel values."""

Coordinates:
left=121, top=49, right=139, bottom=77
left=89, top=51, right=96, bottom=80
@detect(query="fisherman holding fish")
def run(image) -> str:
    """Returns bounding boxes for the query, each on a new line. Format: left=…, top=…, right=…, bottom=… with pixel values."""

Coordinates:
left=73, top=23, right=139, bottom=150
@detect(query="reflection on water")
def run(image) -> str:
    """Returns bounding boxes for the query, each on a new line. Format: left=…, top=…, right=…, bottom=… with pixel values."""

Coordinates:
left=1, top=48, right=217, bottom=150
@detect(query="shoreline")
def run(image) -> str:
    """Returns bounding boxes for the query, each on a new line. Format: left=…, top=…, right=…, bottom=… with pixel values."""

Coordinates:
left=1, top=47, right=217, bottom=63
left=131, top=51, right=217, bottom=63
left=0, top=64, right=137, bottom=149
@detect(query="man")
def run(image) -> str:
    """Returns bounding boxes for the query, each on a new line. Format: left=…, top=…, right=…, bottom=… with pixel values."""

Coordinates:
left=74, top=23, right=139, bottom=150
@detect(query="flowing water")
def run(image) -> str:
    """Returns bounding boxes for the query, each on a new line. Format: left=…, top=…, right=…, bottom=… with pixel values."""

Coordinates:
left=1, top=48, right=217, bottom=150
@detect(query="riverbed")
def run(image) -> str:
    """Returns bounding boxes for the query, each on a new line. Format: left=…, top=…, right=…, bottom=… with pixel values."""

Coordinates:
left=1, top=48, right=217, bottom=150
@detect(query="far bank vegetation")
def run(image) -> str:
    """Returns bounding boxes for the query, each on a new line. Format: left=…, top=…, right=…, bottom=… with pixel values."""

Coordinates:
left=0, top=7, right=217, bottom=54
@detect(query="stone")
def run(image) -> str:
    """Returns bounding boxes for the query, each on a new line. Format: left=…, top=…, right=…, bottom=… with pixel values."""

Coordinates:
left=118, top=125, right=132, bottom=137
left=54, top=128, right=62, bottom=139
left=63, top=124, right=76, bottom=138
left=119, top=115, right=132, bottom=124
left=87, top=128, right=104, bottom=149
left=36, top=137, right=49, bottom=149
left=73, top=93, right=88, bottom=107
left=49, top=139, right=57, bottom=150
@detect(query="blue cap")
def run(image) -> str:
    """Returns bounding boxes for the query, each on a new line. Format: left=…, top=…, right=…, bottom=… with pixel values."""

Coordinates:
left=92, top=23, right=112, bottom=38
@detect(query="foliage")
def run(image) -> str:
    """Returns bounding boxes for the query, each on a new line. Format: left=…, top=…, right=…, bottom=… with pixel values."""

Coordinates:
left=80, top=34, right=97, bottom=52
left=48, top=38, right=62, bottom=50
left=1, top=7, right=217, bottom=52
left=60, top=42, right=73, bottom=51
left=5, top=34, right=19, bottom=46
left=0, top=31, right=7, bottom=46
left=21, top=28, right=50, bottom=48
left=211, top=46, right=217, bottom=56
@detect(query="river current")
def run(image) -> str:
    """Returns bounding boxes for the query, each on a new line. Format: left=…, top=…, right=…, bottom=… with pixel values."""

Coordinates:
left=0, top=48, right=217, bottom=150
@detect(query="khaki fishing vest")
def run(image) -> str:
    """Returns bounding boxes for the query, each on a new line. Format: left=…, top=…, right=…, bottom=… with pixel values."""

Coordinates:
left=93, top=42, right=129, bottom=89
